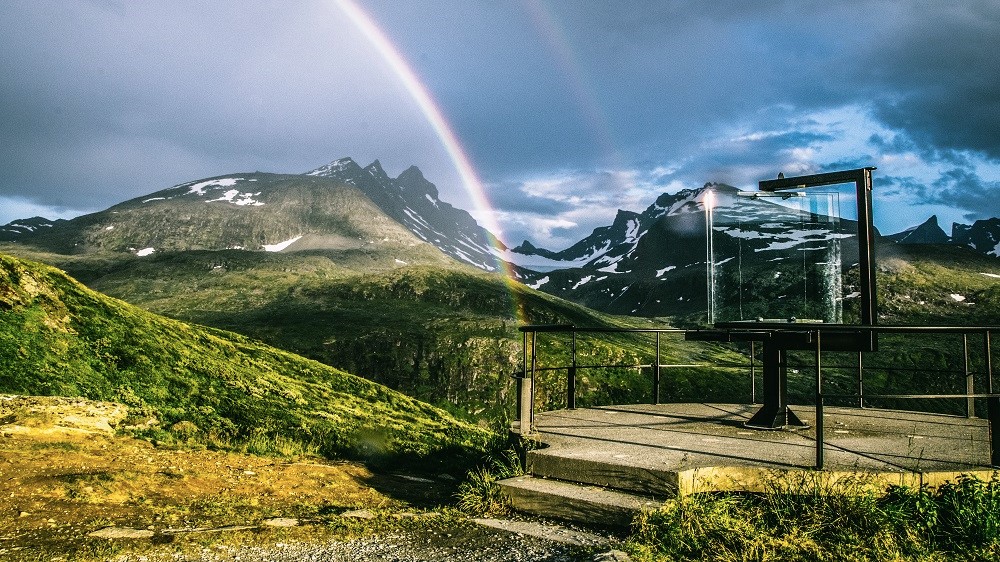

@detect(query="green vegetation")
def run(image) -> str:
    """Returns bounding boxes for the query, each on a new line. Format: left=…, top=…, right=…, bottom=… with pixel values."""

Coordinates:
left=0, top=252, right=488, bottom=467
left=0, top=246, right=729, bottom=420
left=871, top=243, right=1000, bottom=326
left=627, top=474, right=1000, bottom=561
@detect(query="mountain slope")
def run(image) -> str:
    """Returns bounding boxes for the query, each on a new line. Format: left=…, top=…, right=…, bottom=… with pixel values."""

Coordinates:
left=2, top=172, right=455, bottom=266
left=887, top=215, right=950, bottom=244
left=952, top=217, right=1000, bottom=257
left=26, top=248, right=671, bottom=418
left=307, top=157, right=501, bottom=271
left=0, top=252, right=487, bottom=463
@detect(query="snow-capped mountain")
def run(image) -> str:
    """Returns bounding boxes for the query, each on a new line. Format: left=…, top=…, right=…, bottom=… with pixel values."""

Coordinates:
left=0, top=216, right=63, bottom=241
left=306, top=157, right=500, bottom=271
left=952, top=218, right=1000, bottom=257
left=0, top=157, right=505, bottom=272
left=508, top=183, right=859, bottom=318
left=0, top=169, right=457, bottom=269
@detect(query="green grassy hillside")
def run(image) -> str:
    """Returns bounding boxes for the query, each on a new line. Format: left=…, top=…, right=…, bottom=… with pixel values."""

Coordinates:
left=872, top=243, right=1000, bottom=325
left=0, top=246, right=737, bottom=418
left=0, top=252, right=488, bottom=467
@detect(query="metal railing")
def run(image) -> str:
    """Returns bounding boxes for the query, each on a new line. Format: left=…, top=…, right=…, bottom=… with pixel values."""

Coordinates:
left=514, top=323, right=998, bottom=469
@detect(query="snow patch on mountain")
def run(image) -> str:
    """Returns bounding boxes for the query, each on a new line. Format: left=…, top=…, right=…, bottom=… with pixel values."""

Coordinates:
left=185, top=178, right=243, bottom=195
left=495, top=248, right=592, bottom=271
left=136, top=247, right=155, bottom=257
left=528, top=276, right=550, bottom=289
left=206, top=189, right=264, bottom=206
left=262, top=236, right=302, bottom=252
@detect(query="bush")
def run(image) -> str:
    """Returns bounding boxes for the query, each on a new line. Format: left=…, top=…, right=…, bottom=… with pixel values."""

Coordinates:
left=628, top=473, right=1000, bottom=562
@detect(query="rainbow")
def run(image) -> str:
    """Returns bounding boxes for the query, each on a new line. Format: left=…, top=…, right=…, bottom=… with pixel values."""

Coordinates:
left=332, top=0, right=529, bottom=317
left=332, top=1, right=504, bottom=246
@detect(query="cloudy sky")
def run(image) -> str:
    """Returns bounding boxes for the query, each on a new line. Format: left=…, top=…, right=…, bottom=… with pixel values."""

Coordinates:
left=2, top=1, right=999, bottom=250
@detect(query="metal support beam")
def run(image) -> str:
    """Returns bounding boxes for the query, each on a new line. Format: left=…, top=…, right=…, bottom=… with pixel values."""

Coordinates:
left=745, top=342, right=807, bottom=429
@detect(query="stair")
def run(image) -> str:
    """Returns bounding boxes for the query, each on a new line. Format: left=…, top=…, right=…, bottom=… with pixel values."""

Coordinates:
left=497, top=475, right=662, bottom=528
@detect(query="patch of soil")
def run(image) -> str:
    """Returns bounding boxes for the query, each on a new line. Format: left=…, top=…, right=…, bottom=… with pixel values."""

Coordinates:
left=0, top=394, right=437, bottom=560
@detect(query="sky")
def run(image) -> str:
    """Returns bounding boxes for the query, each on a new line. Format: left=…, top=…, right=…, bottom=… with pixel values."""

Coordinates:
left=2, top=1, right=999, bottom=250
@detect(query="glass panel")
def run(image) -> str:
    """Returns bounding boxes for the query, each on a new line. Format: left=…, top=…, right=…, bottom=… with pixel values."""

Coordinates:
left=706, top=188, right=849, bottom=324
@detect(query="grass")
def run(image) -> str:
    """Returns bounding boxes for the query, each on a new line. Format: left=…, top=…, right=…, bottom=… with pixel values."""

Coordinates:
left=3, top=245, right=731, bottom=421
left=627, top=474, right=1000, bottom=561
left=0, top=252, right=489, bottom=468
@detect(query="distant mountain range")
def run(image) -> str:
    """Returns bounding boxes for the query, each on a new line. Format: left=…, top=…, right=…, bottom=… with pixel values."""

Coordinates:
left=3, top=157, right=999, bottom=319
left=0, top=157, right=498, bottom=272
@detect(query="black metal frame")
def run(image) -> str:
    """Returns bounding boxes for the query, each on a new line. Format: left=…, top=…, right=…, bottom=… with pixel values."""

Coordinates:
left=701, top=168, right=879, bottom=428
left=759, top=167, right=878, bottom=326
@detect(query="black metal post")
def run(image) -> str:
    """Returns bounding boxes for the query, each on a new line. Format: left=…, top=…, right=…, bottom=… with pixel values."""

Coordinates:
left=965, top=333, right=974, bottom=418
left=653, top=332, right=661, bottom=405
left=815, top=330, right=824, bottom=470
left=750, top=340, right=756, bottom=404
left=855, top=169, right=877, bottom=328
left=568, top=330, right=577, bottom=410
left=858, top=351, right=864, bottom=408
left=516, top=330, right=526, bottom=425
left=986, top=330, right=999, bottom=467
left=746, top=341, right=806, bottom=429
left=529, top=331, right=537, bottom=429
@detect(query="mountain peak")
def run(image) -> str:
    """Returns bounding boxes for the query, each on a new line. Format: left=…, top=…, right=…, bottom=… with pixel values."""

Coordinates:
left=894, top=214, right=950, bottom=245
left=364, top=160, right=390, bottom=181
left=305, top=157, right=361, bottom=177
left=612, top=209, right=640, bottom=226
left=396, top=165, right=440, bottom=200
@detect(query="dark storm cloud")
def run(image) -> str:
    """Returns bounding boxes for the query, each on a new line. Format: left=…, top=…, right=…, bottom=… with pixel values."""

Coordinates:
left=0, top=1, right=455, bottom=216
left=929, top=167, right=1000, bottom=217
left=863, top=2, right=1000, bottom=160
left=2, top=0, right=998, bottom=241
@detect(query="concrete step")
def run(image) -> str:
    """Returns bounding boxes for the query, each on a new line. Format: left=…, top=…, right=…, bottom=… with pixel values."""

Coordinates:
left=527, top=449, right=681, bottom=497
left=497, top=475, right=663, bottom=528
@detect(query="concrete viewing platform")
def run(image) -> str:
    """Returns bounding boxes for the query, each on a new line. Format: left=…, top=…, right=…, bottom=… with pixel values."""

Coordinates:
left=499, top=403, right=999, bottom=526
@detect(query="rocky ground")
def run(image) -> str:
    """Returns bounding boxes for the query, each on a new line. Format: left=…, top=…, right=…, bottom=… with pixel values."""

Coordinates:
left=0, top=395, right=630, bottom=562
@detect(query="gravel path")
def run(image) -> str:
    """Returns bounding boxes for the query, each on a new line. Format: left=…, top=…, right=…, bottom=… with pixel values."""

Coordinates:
left=114, top=518, right=628, bottom=562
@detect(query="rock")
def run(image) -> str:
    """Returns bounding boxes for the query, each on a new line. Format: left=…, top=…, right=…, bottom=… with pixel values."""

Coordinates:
left=341, top=509, right=376, bottom=519
left=262, top=517, right=299, bottom=527
left=88, top=527, right=156, bottom=539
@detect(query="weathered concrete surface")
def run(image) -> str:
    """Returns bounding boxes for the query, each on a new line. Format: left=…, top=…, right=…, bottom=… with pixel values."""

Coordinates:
left=527, top=403, right=997, bottom=496
left=500, top=403, right=999, bottom=525
left=497, top=475, right=660, bottom=528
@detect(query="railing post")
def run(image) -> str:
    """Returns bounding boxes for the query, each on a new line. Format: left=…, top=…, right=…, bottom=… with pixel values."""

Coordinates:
left=750, top=340, right=756, bottom=404
left=815, top=330, right=824, bottom=470
left=515, top=330, right=525, bottom=431
left=965, top=333, right=974, bottom=418
left=857, top=350, right=864, bottom=409
left=986, top=329, right=999, bottom=467
left=518, top=330, right=536, bottom=436
left=653, top=332, right=661, bottom=405
left=568, top=330, right=577, bottom=410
